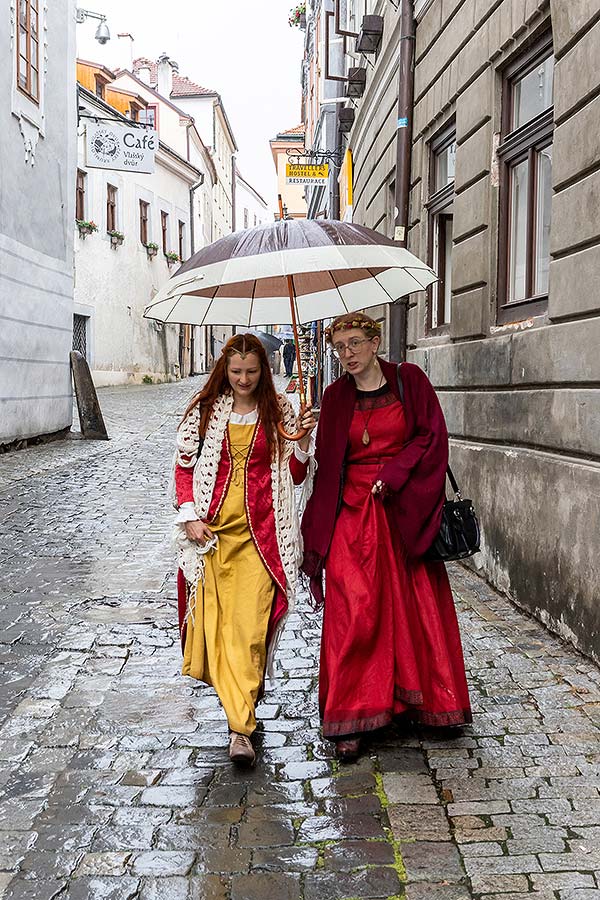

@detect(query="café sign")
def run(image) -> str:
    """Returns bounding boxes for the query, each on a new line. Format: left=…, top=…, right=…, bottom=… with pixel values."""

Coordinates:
left=85, top=120, right=157, bottom=174
left=285, top=162, right=329, bottom=185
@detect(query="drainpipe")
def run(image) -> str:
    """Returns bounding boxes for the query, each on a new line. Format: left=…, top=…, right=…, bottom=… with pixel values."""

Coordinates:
left=390, top=0, right=415, bottom=362
left=189, top=174, right=204, bottom=256
left=331, top=117, right=344, bottom=220
left=231, top=157, right=237, bottom=232
left=188, top=174, right=204, bottom=374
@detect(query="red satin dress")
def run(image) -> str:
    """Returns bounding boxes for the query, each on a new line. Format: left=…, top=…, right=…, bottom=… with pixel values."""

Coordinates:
left=320, top=385, right=472, bottom=738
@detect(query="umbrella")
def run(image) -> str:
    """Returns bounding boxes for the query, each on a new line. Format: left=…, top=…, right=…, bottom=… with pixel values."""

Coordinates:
left=245, top=329, right=282, bottom=354
left=144, top=207, right=437, bottom=439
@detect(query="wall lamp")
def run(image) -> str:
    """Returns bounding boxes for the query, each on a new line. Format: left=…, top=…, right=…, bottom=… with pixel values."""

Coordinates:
left=76, top=8, right=111, bottom=45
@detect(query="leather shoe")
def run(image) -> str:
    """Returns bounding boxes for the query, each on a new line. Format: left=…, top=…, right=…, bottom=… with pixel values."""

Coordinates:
left=229, top=732, right=256, bottom=766
left=335, top=737, right=361, bottom=762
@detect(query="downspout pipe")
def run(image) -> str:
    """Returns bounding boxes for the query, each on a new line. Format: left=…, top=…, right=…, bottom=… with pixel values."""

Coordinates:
left=189, top=174, right=204, bottom=256
left=332, top=116, right=344, bottom=220
left=391, top=0, right=415, bottom=361
left=188, top=174, right=204, bottom=374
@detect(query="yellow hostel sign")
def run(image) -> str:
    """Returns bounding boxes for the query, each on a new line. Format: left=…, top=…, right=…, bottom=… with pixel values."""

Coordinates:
left=285, top=162, right=329, bottom=185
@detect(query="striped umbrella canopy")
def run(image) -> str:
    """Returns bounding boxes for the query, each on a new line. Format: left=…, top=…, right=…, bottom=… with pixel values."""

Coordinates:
left=143, top=218, right=437, bottom=328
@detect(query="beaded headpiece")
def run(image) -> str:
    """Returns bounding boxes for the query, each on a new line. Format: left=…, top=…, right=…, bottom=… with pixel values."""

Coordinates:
left=324, top=314, right=382, bottom=345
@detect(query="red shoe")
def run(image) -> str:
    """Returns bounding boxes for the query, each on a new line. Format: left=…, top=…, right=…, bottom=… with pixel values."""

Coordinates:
left=336, top=737, right=361, bottom=762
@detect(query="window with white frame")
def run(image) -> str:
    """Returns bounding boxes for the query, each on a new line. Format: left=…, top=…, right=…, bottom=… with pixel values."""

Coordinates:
left=427, top=124, right=456, bottom=330
left=497, top=35, right=554, bottom=323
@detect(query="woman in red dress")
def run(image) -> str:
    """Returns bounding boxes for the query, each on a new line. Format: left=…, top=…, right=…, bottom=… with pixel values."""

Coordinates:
left=301, top=312, right=471, bottom=760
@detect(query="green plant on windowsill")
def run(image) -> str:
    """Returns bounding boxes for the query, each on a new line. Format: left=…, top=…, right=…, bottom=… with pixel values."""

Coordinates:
left=76, top=219, right=98, bottom=238
left=288, top=2, right=306, bottom=27
left=144, top=241, right=159, bottom=258
left=108, top=230, right=125, bottom=247
left=165, top=250, right=181, bottom=264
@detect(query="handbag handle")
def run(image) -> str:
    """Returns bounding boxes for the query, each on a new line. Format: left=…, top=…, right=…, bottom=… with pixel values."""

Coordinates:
left=396, top=363, right=462, bottom=500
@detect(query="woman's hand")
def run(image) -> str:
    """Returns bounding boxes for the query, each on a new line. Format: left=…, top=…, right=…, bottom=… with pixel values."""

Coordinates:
left=184, top=520, right=214, bottom=546
left=297, top=405, right=317, bottom=452
left=372, top=479, right=389, bottom=498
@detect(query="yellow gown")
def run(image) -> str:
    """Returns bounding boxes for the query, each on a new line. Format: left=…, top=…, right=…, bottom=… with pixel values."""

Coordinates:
left=182, top=421, right=275, bottom=736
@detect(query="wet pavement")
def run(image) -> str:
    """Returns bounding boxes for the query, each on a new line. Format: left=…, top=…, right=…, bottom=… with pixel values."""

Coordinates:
left=1, top=377, right=600, bottom=900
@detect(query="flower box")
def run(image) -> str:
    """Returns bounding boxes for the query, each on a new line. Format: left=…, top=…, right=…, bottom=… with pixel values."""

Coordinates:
left=108, top=230, right=124, bottom=248
left=76, top=219, right=98, bottom=238
left=288, top=3, right=306, bottom=28
left=145, top=242, right=159, bottom=259
left=165, top=250, right=181, bottom=266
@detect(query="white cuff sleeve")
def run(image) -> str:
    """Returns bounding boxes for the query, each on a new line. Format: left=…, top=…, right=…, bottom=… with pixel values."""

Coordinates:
left=174, top=502, right=199, bottom=524
left=294, top=443, right=313, bottom=463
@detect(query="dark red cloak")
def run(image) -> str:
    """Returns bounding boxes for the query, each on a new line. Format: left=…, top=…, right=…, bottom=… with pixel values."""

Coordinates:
left=301, top=359, right=448, bottom=603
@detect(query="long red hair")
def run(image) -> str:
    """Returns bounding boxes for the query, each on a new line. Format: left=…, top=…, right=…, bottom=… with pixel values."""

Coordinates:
left=182, top=334, right=282, bottom=456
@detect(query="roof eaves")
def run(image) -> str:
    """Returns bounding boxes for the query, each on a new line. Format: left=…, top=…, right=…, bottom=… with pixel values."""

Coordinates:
left=114, top=70, right=194, bottom=119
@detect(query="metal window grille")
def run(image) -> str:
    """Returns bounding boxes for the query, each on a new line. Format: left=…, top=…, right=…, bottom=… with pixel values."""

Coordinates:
left=72, top=314, right=88, bottom=359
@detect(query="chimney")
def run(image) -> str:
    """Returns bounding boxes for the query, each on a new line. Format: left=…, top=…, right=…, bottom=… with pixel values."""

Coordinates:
left=157, top=52, right=173, bottom=98
left=116, top=32, right=134, bottom=70
left=137, top=64, right=152, bottom=85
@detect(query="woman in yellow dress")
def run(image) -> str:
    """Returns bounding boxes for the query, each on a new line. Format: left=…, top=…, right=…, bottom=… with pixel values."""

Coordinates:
left=174, top=334, right=315, bottom=764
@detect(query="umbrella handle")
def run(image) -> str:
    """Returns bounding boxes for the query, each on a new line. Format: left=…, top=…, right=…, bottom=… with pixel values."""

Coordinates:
left=277, top=421, right=309, bottom=442
left=277, top=402, right=309, bottom=442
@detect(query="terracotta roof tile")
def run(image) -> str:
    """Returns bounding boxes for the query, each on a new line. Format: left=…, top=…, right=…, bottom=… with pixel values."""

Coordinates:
left=279, top=124, right=305, bottom=135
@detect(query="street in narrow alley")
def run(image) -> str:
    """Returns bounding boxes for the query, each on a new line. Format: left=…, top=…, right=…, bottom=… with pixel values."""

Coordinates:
left=1, top=379, right=600, bottom=900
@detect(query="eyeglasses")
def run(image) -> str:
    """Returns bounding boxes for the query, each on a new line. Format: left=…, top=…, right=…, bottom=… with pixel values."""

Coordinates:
left=332, top=337, right=372, bottom=358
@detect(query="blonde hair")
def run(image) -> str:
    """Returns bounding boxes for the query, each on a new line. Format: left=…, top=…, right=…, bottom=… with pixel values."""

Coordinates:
left=325, top=312, right=381, bottom=345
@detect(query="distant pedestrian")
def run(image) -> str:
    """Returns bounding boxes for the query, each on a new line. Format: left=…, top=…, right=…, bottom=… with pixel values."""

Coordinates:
left=283, top=339, right=296, bottom=377
left=301, top=312, right=471, bottom=761
left=173, top=334, right=316, bottom=765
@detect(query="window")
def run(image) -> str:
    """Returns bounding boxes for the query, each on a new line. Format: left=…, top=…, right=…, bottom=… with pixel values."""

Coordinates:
left=76, top=170, right=86, bottom=221
left=243, top=208, right=249, bottom=229
left=106, top=184, right=117, bottom=233
left=139, top=200, right=149, bottom=244
left=139, top=105, right=157, bottom=128
left=427, top=124, right=456, bottom=330
left=254, top=214, right=257, bottom=227
left=498, top=35, right=554, bottom=322
left=94, top=74, right=106, bottom=99
left=178, top=220, right=185, bottom=260
left=128, top=106, right=139, bottom=122
left=72, top=314, right=88, bottom=359
left=161, top=211, right=169, bottom=253
left=17, top=0, right=39, bottom=102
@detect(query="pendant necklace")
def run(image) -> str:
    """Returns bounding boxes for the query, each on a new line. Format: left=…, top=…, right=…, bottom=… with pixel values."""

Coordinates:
left=358, top=372, right=385, bottom=446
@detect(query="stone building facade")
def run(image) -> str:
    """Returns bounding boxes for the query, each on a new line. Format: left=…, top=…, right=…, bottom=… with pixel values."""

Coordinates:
left=339, top=0, right=600, bottom=660
left=0, top=0, right=77, bottom=445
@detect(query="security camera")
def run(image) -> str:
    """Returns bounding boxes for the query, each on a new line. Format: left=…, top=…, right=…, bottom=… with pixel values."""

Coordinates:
left=94, top=20, right=110, bottom=44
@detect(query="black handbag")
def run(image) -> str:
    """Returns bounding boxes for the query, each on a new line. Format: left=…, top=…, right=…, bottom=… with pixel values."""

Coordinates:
left=423, top=467, right=481, bottom=562
left=396, top=364, right=480, bottom=562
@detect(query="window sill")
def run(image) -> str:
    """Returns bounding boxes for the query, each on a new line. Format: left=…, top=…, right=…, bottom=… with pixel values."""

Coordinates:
left=497, top=294, right=548, bottom=325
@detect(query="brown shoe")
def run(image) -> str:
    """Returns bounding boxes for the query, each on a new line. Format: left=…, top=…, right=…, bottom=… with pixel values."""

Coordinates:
left=336, top=737, right=361, bottom=762
left=229, top=732, right=256, bottom=766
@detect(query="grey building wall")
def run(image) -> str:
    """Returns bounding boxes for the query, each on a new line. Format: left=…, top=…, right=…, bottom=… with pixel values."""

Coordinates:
left=348, top=0, right=600, bottom=661
left=0, top=0, right=76, bottom=443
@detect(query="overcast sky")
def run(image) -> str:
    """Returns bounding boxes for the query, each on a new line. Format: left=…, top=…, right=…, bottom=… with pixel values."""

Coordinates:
left=77, top=0, right=306, bottom=211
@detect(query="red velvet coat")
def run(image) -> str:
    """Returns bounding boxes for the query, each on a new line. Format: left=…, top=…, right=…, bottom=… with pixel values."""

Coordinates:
left=301, top=359, right=448, bottom=603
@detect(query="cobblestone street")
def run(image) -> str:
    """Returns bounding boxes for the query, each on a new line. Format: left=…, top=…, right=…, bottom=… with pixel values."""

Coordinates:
left=1, top=379, right=600, bottom=900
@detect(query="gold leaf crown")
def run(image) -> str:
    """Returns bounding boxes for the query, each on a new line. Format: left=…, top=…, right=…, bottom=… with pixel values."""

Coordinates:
left=324, top=316, right=382, bottom=343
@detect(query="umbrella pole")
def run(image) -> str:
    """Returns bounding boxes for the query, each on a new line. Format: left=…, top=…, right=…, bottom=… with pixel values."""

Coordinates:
left=275, top=274, right=309, bottom=442
left=287, top=274, right=306, bottom=408
left=276, top=195, right=308, bottom=442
